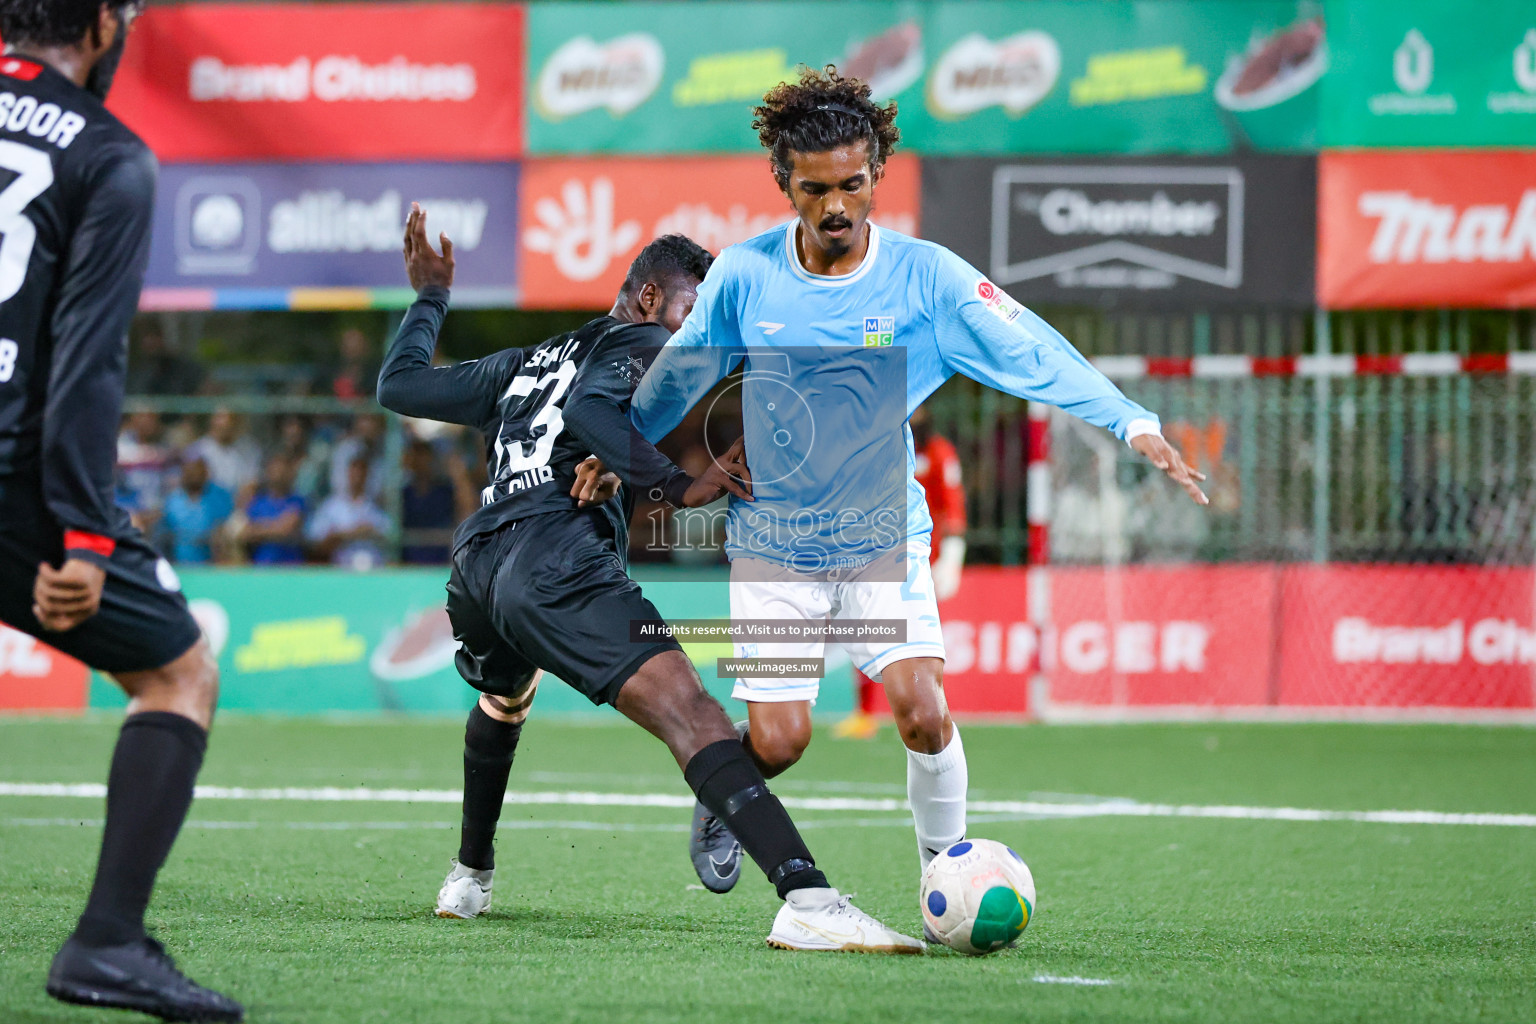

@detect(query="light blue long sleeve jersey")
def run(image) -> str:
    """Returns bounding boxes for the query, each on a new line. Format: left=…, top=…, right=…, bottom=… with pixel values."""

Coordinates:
left=630, top=221, right=1161, bottom=568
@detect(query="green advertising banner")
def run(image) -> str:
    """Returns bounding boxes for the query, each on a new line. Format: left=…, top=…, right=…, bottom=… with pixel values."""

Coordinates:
left=1319, top=1, right=1536, bottom=146
left=525, top=0, right=1324, bottom=155
left=86, top=569, right=858, bottom=717
left=906, top=0, right=1321, bottom=154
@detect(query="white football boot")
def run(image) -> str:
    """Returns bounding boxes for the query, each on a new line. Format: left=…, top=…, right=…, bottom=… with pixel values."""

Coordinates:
left=435, top=860, right=494, bottom=919
left=767, top=889, right=923, bottom=954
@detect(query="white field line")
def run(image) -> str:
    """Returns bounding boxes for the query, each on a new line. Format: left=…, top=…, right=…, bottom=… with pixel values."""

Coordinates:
left=1033, top=975, right=1114, bottom=986
left=2, top=783, right=1533, bottom=828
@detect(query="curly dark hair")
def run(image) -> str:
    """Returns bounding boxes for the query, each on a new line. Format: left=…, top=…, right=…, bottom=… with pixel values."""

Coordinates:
left=0, top=0, right=141, bottom=48
left=753, top=65, right=900, bottom=192
left=621, top=233, right=714, bottom=295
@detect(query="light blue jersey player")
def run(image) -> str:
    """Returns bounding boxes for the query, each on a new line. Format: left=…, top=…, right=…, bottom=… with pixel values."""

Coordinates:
left=632, top=67, right=1208, bottom=910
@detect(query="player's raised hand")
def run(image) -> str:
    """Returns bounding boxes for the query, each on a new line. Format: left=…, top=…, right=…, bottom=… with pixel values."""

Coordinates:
left=402, top=201, right=455, bottom=292
left=32, top=559, right=107, bottom=632
left=571, top=457, right=623, bottom=507
left=1131, top=433, right=1209, bottom=506
left=683, top=436, right=753, bottom=507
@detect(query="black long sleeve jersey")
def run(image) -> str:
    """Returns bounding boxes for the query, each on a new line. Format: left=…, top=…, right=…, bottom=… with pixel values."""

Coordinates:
left=377, top=287, right=693, bottom=553
left=0, top=58, right=156, bottom=561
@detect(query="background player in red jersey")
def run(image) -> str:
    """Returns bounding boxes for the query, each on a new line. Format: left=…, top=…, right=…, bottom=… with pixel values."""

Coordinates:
left=834, top=404, right=966, bottom=740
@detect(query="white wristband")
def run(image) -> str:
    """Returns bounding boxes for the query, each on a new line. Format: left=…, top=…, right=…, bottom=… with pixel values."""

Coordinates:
left=1124, top=418, right=1162, bottom=446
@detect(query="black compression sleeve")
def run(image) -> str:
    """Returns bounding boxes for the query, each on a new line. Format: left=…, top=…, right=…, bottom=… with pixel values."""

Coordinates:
left=563, top=391, right=693, bottom=503
left=377, top=287, right=524, bottom=427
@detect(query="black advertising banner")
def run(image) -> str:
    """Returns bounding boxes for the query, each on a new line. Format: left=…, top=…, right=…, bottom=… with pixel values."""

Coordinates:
left=921, top=156, right=1316, bottom=309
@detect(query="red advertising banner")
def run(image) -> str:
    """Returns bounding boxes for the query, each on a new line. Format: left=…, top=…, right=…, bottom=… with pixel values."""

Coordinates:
left=865, top=564, right=1535, bottom=717
left=1047, top=565, right=1278, bottom=708
left=105, top=3, right=524, bottom=161
left=1276, top=566, right=1536, bottom=709
left=1318, top=151, right=1536, bottom=310
left=0, top=626, right=89, bottom=714
left=518, top=155, right=920, bottom=309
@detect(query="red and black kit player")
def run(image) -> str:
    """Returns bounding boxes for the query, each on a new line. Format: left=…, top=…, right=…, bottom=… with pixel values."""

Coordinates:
left=0, top=3, right=241, bottom=1020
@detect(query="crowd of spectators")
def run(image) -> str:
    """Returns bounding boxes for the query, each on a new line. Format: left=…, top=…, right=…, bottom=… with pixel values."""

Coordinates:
left=115, top=409, right=480, bottom=569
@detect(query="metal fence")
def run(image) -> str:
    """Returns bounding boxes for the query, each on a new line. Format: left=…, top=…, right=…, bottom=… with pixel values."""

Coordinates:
left=928, top=308, right=1536, bottom=566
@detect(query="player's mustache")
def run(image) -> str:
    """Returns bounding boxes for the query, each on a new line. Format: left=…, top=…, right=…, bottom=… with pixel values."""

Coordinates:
left=820, top=216, right=852, bottom=232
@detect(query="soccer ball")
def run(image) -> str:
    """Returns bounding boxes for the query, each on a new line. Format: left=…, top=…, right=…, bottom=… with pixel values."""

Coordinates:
left=920, top=839, right=1035, bottom=955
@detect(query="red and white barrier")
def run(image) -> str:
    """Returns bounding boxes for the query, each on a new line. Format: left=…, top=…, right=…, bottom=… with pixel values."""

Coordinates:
left=1090, top=353, right=1536, bottom=381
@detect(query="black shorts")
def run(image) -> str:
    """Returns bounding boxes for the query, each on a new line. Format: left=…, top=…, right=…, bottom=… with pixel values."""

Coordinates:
left=445, top=510, right=682, bottom=707
left=0, top=508, right=202, bottom=675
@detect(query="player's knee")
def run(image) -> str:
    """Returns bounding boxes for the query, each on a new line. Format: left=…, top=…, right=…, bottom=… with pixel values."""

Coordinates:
left=481, top=671, right=540, bottom=724
left=167, top=639, right=220, bottom=724
left=895, top=702, right=949, bottom=755
left=749, top=719, right=810, bottom=776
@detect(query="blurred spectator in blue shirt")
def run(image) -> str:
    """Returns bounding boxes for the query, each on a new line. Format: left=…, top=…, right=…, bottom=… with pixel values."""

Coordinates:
left=186, top=408, right=262, bottom=499
left=401, top=440, right=478, bottom=564
left=159, top=456, right=232, bottom=564
left=308, top=455, right=391, bottom=570
left=240, top=454, right=307, bottom=565
left=117, top=411, right=172, bottom=533
left=276, top=414, right=330, bottom=504
left=329, top=413, right=385, bottom=501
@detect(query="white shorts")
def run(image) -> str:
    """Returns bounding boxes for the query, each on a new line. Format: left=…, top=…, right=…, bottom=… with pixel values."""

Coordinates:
left=728, top=541, right=946, bottom=704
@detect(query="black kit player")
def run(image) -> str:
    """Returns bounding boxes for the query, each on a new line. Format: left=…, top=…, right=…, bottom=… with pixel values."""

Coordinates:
left=0, top=2, right=242, bottom=1021
left=378, top=205, right=921, bottom=953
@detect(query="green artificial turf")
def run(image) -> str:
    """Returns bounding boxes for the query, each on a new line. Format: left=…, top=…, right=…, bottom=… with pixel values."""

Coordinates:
left=1, top=717, right=1533, bottom=1023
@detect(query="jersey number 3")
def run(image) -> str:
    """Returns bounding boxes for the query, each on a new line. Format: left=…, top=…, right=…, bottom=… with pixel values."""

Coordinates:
left=0, top=141, right=53, bottom=305
left=496, top=359, right=576, bottom=475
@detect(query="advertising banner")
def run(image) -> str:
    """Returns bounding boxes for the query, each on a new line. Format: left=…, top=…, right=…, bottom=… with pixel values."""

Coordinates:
left=1277, top=566, right=1536, bottom=709
left=1318, top=151, right=1536, bottom=310
left=517, top=154, right=919, bottom=309
left=85, top=569, right=739, bottom=717
left=923, top=156, right=1316, bottom=309
left=1047, top=566, right=1278, bottom=707
left=0, top=626, right=88, bottom=714
left=144, top=162, right=520, bottom=302
left=55, top=564, right=1536, bottom=718
left=106, top=3, right=524, bottom=160
left=1319, top=1, right=1536, bottom=146
left=525, top=0, right=1320, bottom=155
left=882, top=564, right=1536, bottom=716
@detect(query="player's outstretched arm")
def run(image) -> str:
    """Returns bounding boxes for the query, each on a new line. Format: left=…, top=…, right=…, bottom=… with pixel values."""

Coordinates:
left=377, top=204, right=511, bottom=426
left=932, top=253, right=1207, bottom=505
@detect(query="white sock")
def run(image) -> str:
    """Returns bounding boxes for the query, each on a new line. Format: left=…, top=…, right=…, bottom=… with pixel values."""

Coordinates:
left=786, top=886, right=841, bottom=911
left=906, top=727, right=967, bottom=871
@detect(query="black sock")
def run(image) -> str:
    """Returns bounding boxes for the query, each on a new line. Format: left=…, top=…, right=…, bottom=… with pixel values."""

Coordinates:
left=458, top=703, right=522, bottom=871
left=684, top=739, right=830, bottom=900
left=73, top=712, right=208, bottom=948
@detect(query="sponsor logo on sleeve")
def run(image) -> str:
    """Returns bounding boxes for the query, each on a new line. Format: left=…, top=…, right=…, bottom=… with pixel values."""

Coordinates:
left=975, top=280, right=1022, bottom=323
